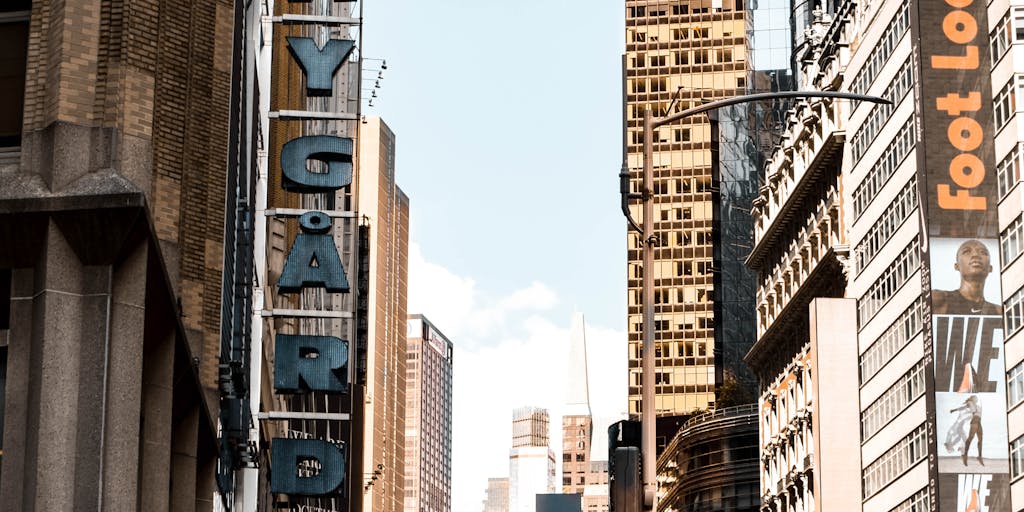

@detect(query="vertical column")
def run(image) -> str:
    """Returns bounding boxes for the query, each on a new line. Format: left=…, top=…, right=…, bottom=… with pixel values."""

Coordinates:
left=100, top=240, right=148, bottom=510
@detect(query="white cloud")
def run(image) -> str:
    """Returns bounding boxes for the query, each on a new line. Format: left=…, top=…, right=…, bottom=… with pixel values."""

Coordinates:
left=408, top=244, right=627, bottom=512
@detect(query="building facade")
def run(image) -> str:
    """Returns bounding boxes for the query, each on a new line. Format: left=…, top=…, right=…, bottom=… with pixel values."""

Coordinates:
left=625, top=0, right=751, bottom=416
left=655, top=405, right=760, bottom=512
left=510, top=407, right=556, bottom=512
left=560, top=313, right=609, bottom=512
left=623, top=0, right=798, bottom=419
left=743, top=4, right=866, bottom=509
left=746, top=0, right=1024, bottom=508
left=847, top=0, right=1016, bottom=507
left=482, top=477, right=510, bottom=512
left=0, top=0, right=240, bottom=509
left=404, top=315, right=453, bottom=512
left=358, top=116, right=411, bottom=512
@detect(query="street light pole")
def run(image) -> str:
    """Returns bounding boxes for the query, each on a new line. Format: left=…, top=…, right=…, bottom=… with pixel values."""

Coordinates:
left=623, top=90, right=889, bottom=511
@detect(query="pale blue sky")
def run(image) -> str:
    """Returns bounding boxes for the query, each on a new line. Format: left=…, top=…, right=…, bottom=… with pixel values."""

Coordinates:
left=361, top=2, right=628, bottom=510
left=362, top=0, right=626, bottom=330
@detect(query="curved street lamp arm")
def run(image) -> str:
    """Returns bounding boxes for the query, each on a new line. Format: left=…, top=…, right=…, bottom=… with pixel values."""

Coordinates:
left=652, top=90, right=891, bottom=129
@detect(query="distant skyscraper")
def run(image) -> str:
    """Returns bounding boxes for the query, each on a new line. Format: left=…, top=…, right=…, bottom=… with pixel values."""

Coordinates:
left=359, top=117, right=412, bottom=512
left=482, top=477, right=510, bottom=512
left=404, top=315, right=453, bottom=512
left=560, top=313, right=609, bottom=512
left=509, top=407, right=556, bottom=512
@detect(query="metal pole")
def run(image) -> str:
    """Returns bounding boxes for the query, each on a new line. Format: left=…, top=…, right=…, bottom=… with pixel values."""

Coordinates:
left=641, top=107, right=656, bottom=510
left=629, top=90, right=888, bottom=512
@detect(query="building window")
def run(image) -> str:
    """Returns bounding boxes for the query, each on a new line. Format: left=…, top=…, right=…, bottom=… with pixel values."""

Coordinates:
left=1012, top=435, right=1024, bottom=480
left=855, top=176, right=918, bottom=273
left=1004, top=285, right=1024, bottom=336
left=997, top=144, right=1024, bottom=198
left=891, top=488, right=929, bottom=512
left=851, top=57, right=915, bottom=164
left=991, top=11, right=1012, bottom=66
left=859, top=238, right=921, bottom=323
left=861, top=361, right=926, bottom=440
left=860, top=299, right=924, bottom=384
left=853, top=119, right=916, bottom=219
left=0, top=6, right=29, bottom=149
left=850, top=1, right=911, bottom=96
left=862, top=424, right=927, bottom=498
left=1009, top=360, right=1023, bottom=409
left=993, top=76, right=1017, bottom=132
left=1002, top=215, right=1024, bottom=265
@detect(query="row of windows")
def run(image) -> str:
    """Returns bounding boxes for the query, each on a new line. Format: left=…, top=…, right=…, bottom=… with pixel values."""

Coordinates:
left=627, top=1, right=745, bottom=19
left=627, top=340, right=711, bottom=360
left=993, top=75, right=1021, bottom=132
left=850, top=57, right=914, bottom=164
left=1002, top=215, right=1024, bottom=266
left=849, top=1, right=910, bottom=96
left=1009, top=360, right=1023, bottom=409
left=989, top=7, right=1024, bottom=66
left=861, top=361, right=926, bottom=440
left=853, top=118, right=916, bottom=219
left=1013, top=435, right=1024, bottom=480
left=890, top=488, right=928, bottom=512
left=859, top=238, right=921, bottom=323
left=631, top=47, right=741, bottom=69
left=860, top=299, right=923, bottom=384
left=997, top=143, right=1024, bottom=199
left=1004, top=285, right=1024, bottom=336
left=855, top=176, right=917, bottom=273
left=863, top=424, right=927, bottom=499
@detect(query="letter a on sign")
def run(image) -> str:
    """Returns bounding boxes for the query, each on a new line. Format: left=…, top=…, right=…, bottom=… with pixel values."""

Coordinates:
left=274, top=334, right=348, bottom=393
left=271, top=438, right=346, bottom=496
left=280, top=135, right=353, bottom=193
left=279, top=211, right=349, bottom=293
left=286, top=37, right=355, bottom=96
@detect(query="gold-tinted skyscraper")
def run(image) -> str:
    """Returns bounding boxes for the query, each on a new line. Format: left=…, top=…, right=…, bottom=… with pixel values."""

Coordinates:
left=359, top=117, right=411, bottom=512
left=624, top=0, right=750, bottom=416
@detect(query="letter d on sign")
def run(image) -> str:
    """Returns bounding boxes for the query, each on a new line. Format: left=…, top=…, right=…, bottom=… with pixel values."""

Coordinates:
left=274, top=334, right=348, bottom=393
left=271, top=438, right=346, bottom=496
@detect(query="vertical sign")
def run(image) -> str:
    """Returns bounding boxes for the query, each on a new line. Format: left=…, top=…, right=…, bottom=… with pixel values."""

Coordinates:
left=262, top=3, right=357, bottom=506
left=910, top=0, right=1013, bottom=506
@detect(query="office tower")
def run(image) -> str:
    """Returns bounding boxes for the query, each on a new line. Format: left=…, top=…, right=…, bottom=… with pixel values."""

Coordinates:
left=560, top=313, right=609, bottom=512
left=482, top=478, right=510, bottom=512
left=0, top=0, right=244, bottom=508
left=358, top=117, right=412, bottom=512
left=746, top=0, right=1023, bottom=509
left=847, top=0, right=1016, bottom=508
left=656, top=406, right=759, bottom=511
left=404, top=315, right=454, bottom=512
left=623, top=0, right=794, bottom=419
left=510, top=407, right=556, bottom=512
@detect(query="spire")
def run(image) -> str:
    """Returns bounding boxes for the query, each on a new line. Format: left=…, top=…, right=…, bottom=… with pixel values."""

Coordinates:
left=565, top=312, right=592, bottom=417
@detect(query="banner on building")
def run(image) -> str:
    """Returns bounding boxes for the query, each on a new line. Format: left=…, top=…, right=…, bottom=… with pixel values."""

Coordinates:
left=909, top=0, right=1013, bottom=506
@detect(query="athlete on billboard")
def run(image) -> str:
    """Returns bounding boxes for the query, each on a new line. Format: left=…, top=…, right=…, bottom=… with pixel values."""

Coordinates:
left=947, top=395, right=983, bottom=466
left=933, top=240, right=1001, bottom=315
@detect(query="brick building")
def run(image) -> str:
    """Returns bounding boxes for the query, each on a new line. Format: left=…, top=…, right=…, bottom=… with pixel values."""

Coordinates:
left=0, top=0, right=242, bottom=509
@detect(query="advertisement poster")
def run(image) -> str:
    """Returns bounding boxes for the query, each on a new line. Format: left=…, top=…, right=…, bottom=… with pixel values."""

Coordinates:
left=929, top=239, right=1011, bottom=510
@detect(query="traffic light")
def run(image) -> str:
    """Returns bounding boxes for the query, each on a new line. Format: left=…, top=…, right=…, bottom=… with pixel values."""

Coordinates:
left=608, top=420, right=642, bottom=512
